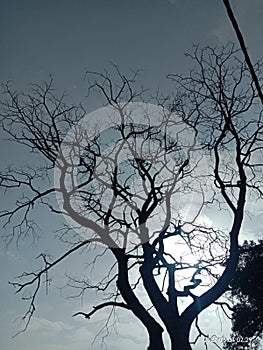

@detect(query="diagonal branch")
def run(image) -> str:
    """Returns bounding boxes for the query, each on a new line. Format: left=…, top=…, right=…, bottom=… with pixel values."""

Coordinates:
left=10, top=239, right=99, bottom=294
left=9, top=238, right=100, bottom=335
left=222, top=0, right=263, bottom=104
left=72, top=301, right=130, bottom=319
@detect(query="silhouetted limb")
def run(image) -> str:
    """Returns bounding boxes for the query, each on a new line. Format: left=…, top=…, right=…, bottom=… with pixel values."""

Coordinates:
left=222, top=0, right=263, bottom=104
left=72, top=301, right=130, bottom=319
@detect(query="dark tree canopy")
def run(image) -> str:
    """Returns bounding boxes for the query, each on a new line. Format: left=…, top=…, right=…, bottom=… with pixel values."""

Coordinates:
left=224, top=240, right=263, bottom=350
left=0, top=44, right=262, bottom=350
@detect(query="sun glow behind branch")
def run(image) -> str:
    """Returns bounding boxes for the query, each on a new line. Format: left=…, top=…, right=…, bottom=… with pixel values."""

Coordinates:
left=158, top=217, right=228, bottom=304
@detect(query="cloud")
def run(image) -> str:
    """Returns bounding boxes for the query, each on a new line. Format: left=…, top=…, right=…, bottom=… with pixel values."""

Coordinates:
left=29, top=317, right=73, bottom=333
left=25, top=317, right=97, bottom=350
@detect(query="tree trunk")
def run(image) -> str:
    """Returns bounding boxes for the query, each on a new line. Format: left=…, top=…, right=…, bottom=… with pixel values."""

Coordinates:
left=147, top=328, right=166, bottom=350
left=169, top=326, right=192, bottom=350
left=170, top=338, right=192, bottom=350
left=171, top=337, right=192, bottom=350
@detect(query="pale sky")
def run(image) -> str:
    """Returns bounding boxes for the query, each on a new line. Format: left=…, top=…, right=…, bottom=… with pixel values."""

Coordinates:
left=0, top=1, right=263, bottom=349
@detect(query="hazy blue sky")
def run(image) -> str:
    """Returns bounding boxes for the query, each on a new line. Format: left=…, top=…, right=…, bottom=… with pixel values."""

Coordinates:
left=0, top=1, right=263, bottom=350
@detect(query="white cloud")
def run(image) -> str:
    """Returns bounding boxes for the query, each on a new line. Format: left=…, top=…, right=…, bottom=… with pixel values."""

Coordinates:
left=28, top=317, right=73, bottom=333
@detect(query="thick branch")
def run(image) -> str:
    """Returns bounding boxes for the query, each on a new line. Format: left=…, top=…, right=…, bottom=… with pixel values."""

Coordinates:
left=113, top=247, right=165, bottom=350
left=222, top=0, right=263, bottom=104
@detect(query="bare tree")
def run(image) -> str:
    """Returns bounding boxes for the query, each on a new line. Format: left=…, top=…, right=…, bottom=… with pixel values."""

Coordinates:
left=0, top=45, right=262, bottom=350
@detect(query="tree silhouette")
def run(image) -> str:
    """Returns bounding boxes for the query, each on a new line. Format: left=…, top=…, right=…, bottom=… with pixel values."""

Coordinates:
left=224, top=240, right=263, bottom=350
left=0, top=45, right=262, bottom=350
